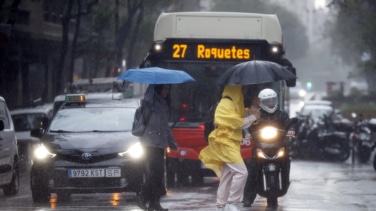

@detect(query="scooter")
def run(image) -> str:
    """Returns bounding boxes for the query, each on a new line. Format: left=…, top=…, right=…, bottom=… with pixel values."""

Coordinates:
left=348, top=115, right=373, bottom=163
left=251, top=118, right=297, bottom=208
left=290, top=113, right=315, bottom=159
left=303, top=114, right=351, bottom=161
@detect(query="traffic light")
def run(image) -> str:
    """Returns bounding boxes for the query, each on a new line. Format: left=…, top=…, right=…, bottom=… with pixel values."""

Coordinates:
left=306, top=82, right=313, bottom=91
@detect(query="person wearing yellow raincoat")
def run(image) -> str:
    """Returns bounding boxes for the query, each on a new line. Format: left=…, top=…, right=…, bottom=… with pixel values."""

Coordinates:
left=199, top=85, right=259, bottom=211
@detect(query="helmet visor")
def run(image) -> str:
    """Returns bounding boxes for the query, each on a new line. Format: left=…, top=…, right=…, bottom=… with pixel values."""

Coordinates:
left=260, top=97, right=277, bottom=109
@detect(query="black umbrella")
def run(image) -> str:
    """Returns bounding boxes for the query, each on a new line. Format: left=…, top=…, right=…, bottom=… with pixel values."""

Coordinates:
left=217, top=60, right=296, bottom=85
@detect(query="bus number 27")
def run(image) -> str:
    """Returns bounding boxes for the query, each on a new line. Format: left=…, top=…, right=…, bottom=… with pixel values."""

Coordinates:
left=173, top=44, right=187, bottom=58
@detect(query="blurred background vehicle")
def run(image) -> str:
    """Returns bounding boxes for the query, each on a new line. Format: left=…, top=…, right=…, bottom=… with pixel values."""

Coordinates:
left=289, top=81, right=306, bottom=100
left=10, top=103, right=53, bottom=160
left=0, top=96, right=20, bottom=196
left=297, top=101, right=334, bottom=122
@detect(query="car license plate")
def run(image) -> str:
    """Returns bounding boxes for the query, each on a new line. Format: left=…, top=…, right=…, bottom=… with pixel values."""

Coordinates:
left=68, top=168, right=121, bottom=178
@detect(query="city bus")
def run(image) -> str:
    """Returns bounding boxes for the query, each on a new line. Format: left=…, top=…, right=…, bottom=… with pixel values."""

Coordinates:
left=140, top=12, right=296, bottom=185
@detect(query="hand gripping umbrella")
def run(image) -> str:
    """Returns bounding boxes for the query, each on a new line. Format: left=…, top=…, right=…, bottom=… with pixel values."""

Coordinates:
left=118, top=67, right=195, bottom=84
left=217, top=60, right=296, bottom=85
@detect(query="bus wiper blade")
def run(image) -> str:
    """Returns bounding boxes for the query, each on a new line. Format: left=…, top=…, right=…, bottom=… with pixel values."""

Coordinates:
left=91, top=130, right=122, bottom=132
left=50, top=130, right=74, bottom=133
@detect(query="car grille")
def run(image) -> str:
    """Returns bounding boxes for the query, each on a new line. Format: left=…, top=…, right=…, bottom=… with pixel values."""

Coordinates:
left=57, top=153, right=118, bottom=164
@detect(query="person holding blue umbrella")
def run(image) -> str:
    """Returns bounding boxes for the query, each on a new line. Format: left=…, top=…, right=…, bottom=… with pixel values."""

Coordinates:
left=136, top=84, right=178, bottom=211
left=119, top=67, right=195, bottom=211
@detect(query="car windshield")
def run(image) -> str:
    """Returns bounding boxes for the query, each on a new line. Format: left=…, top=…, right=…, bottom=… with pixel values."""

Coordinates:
left=50, top=107, right=134, bottom=132
left=12, top=113, right=47, bottom=132
left=300, top=106, right=333, bottom=120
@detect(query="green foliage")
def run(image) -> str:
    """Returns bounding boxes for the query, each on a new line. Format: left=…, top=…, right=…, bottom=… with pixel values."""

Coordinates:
left=328, top=0, right=376, bottom=78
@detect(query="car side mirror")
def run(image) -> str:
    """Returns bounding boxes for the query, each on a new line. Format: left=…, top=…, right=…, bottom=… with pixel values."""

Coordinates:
left=30, top=128, right=44, bottom=138
left=0, top=120, right=4, bottom=131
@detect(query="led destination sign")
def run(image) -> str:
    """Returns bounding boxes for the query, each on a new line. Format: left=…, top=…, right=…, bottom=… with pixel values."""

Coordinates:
left=173, top=44, right=250, bottom=60
left=159, top=39, right=266, bottom=62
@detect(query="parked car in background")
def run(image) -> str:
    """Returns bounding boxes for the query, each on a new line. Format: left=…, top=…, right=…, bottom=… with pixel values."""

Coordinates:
left=0, top=96, right=20, bottom=196
left=10, top=103, right=53, bottom=160
left=297, top=101, right=334, bottom=122
left=290, top=81, right=306, bottom=100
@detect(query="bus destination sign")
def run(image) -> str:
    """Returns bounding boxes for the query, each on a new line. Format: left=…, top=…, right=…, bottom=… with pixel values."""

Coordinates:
left=160, top=39, right=265, bottom=62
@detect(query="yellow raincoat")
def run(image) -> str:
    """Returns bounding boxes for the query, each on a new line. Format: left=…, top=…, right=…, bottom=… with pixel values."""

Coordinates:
left=199, top=85, right=245, bottom=177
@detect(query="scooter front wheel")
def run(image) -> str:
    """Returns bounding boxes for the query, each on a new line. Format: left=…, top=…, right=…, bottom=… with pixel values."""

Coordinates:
left=373, top=154, right=376, bottom=171
left=267, top=197, right=278, bottom=208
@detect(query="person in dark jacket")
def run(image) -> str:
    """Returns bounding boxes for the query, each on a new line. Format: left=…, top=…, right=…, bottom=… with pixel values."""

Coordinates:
left=243, top=88, right=295, bottom=208
left=137, top=84, right=178, bottom=211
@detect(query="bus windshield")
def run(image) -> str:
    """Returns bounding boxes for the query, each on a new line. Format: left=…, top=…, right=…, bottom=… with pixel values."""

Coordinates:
left=160, top=61, right=283, bottom=126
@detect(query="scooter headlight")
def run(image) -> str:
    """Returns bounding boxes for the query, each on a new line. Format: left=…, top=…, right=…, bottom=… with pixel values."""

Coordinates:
left=257, top=149, right=267, bottom=159
left=276, top=147, right=285, bottom=158
left=260, top=126, right=278, bottom=140
left=256, top=147, right=285, bottom=159
left=118, top=142, right=144, bottom=159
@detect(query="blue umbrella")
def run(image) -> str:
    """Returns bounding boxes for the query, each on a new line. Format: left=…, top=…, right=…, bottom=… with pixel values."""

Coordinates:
left=118, top=67, right=195, bottom=84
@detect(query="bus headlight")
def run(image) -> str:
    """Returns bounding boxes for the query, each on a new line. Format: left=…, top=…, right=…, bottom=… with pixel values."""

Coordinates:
left=119, top=142, right=144, bottom=159
left=34, top=144, right=56, bottom=160
left=271, top=46, right=279, bottom=54
left=153, top=43, right=162, bottom=52
left=260, top=126, right=278, bottom=140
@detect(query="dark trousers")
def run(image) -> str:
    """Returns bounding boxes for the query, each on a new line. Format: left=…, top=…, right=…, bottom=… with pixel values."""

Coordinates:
left=141, top=146, right=166, bottom=202
left=243, top=157, right=258, bottom=204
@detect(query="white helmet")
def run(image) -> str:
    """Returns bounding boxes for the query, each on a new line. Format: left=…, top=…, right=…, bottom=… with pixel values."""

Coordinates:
left=258, top=88, right=278, bottom=113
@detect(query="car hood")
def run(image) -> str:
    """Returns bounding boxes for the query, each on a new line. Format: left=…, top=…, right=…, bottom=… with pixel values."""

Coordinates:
left=44, top=132, right=139, bottom=154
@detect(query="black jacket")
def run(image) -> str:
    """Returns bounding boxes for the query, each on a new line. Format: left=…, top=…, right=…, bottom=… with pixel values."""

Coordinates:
left=250, top=108, right=291, bottom=132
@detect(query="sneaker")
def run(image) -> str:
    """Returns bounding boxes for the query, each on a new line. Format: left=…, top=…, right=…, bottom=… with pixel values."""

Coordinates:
left=224, top=203, right=239, bottom=211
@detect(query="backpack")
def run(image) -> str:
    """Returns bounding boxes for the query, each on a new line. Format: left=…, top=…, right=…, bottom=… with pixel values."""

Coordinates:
left=132, top=104, right=151, bottom=137
left=203, top=96, right=232, bottom=141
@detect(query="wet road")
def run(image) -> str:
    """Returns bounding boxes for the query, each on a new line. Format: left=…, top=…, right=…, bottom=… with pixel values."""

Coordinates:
left=1, top=157, right=376, bottom=211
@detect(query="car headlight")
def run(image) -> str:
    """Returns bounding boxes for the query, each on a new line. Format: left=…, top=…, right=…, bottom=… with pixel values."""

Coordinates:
left=260, top=126, right=278, bottom=140
left=34, top=144, right=56, bottom=160
left=118, top=142, right=144, bottom=159
left=299, top=89, right=306, bottom=97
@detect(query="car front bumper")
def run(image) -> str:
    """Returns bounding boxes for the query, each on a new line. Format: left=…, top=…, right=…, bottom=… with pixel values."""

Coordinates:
left=31, top=156, right=145, bottom=194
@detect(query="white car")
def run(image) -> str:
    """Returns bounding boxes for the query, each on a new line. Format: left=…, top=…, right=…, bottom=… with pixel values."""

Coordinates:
left=289, top=81, right=306, bottom=100
left=0, top=96, right=19, bottom=196
left=10, top=103, right=53, bottom=144
left=10, top=104, right=53, bottom=161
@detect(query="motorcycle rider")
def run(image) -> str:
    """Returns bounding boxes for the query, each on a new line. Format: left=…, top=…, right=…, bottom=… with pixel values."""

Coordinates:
left=243, top=88, right=295, bottom=208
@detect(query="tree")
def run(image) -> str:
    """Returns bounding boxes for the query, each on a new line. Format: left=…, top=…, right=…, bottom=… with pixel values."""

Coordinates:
left=327, top=0, right=376, bottom=90
left=0, top=0, right=21, bottom=98
left=49, top=0, right=98, bottom=94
